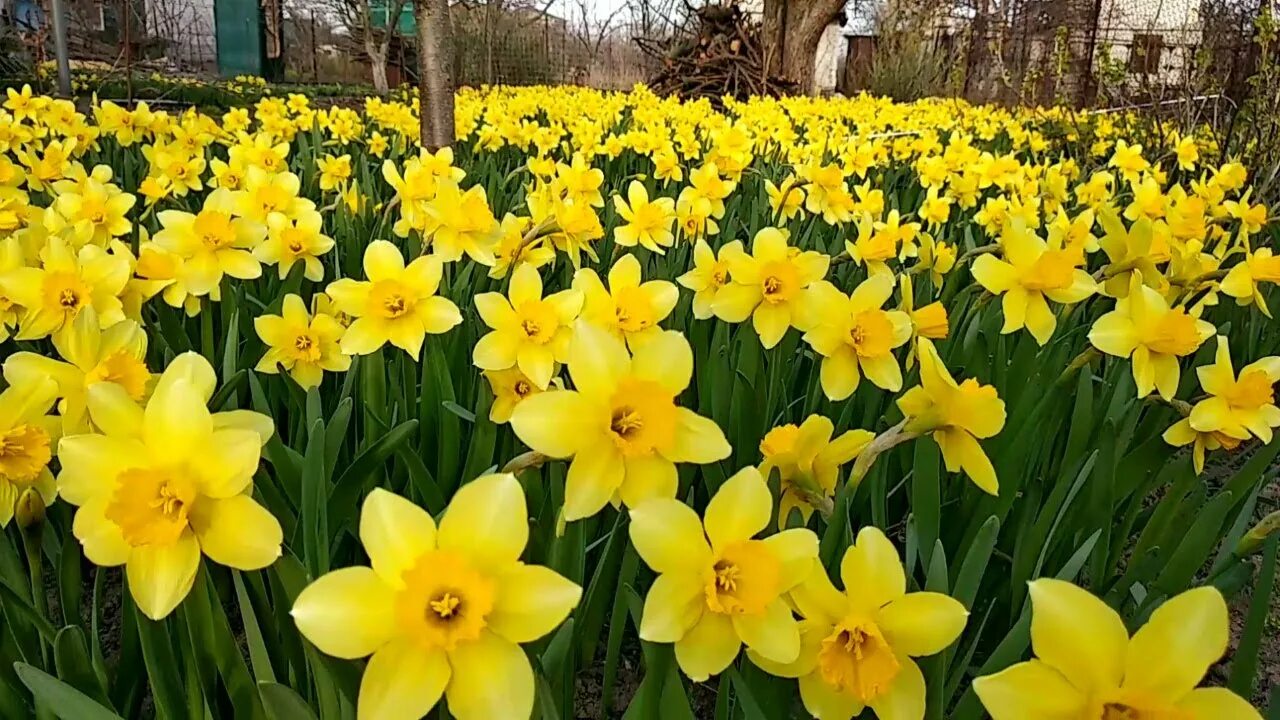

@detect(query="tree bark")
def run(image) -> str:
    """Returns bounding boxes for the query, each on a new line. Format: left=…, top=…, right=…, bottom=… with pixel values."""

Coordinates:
left=761, top=0, right=846, bottom=94
left=416, top=0, right=454, bottom=150
left=368, top=43, right=390, bottom=93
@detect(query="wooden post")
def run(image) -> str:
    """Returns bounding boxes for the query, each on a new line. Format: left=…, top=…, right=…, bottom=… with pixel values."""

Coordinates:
left=50, top=0, right=72, bottom=97
left=416, top=0, right=455, bottom=150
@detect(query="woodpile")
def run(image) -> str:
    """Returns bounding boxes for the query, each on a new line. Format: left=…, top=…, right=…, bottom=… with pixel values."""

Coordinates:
left=636, top=2, right=797, bottom=105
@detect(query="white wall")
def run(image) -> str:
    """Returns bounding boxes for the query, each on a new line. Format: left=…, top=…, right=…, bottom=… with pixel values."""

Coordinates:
left=1095, top=0, right=1202, bottom=84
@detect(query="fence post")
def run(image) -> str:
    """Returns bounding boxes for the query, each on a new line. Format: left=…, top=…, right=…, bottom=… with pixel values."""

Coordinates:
left=49, top=0, right=72, bottom=97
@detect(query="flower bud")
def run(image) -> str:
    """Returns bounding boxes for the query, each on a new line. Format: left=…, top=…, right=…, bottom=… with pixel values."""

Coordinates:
left=15, top=488, right=45, bottom=530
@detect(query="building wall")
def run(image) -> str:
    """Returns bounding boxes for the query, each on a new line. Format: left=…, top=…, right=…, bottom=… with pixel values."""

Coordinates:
left=1095, top=0, right=1202, bottom=84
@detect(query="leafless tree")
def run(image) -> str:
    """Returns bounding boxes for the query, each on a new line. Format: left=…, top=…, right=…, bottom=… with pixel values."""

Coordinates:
left=312, top=0, right=407, bottom=92
left=417, top=0, right=455, bottom=148
left=569, top=0, right=627, bottom=67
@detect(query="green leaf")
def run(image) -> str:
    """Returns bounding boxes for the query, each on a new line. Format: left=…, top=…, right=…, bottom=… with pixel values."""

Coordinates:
left=301, top=418, right=330, bottom=578
left=13, top=663, right=122, bottom=720
left=133, top=607, right=187, bottom=720
left=327, top=420, right=419, bottom=531
left=257, top=682, right=319, bottom=720
left=1155, top=491, right=1235, bottom=594
left=952, top=516, right=1000, bottom=610
left=1229, top=535, right=1276, bottom=697
left=52, top=626, right=110, bottom=708
left=726, top=665, right=770, bottom=720
left=912, top=440, right=941, bottom=571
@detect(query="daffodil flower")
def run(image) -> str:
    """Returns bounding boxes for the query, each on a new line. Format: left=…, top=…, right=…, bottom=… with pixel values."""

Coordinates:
left=971, top=221, right=1096, bottom=345
left=4, top=307, right=150, bottom=434
left=57, top=353, right=281, bottom=619
left=0, top=377, right=59, bottom=527
left=897, top=339, right=1006, bottom=494
left=629, top=467, right=819, bottom=680
left=612, top=180, right=676, bottom=253
left=1220, top=247, right=1280, bottom=316
left=677, top=239, right=738, bottom=320
left=473, top=263, right=583, bottom=389
left=254, top=208, right=334, bottom=281
left=757, top=526, right=967, bottom=720
left=1089, top=276, right=1215, bottom=399
left=974, top=580, right=1260, bottom=720
left=291, top=477, right=581, bottom=720
left=574, top=253, right=678, bottom=350
left=0, top=235, right=131, bottom=339
left=759, top=415, right=874, bottom=527
left=1182, top=336, right=1280, bottom=446
left=510, top=322, right=730, bottom=520
left=800, top=275, right=913, bottom=400
left=765, top=178, right=805, bottom=222
left=422, top=179, right=498, bottom=265
left=714, top=227, right=830, bottom=349
left=152, top=187, right=265, bottom=296
left=326, top=240, right=462, bottom=359
left=254, top=294, right=350, bottom=389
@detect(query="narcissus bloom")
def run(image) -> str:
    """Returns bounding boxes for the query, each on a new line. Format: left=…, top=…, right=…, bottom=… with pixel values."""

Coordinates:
left=574, top=253, right=678, bottom=349
left=974, top=580, right=1259, bottom=720
left=757, top=526, right=967, bottom=720
left=4, top=307, right=150, bottom=433
left=898, top=339, right=1006, bottom=494
left=0, top=236, right=131, bottom=340
left=1164, top=337, right=1280, bottom=469
left=1220, top=247, right=1280, bottom=316
left=629, top=467, right=818, bottom=680
left=255, top=294, right=350, bottom=389
left=56, top=353, right=281, bottom=619
left=326, top=240, right=462, bottom=359
left=801, top=275, right=913, bottom=400
left=1088, top=276, right=1214, bottom=399
left=613, top=180, right=676, bottom=253
left=759, top=415, right=873, bottom=527
left=714, top=227, right=830, bottom=349
left=0, top=378, right=59, bottom=527
left=677, top=239, right=738, bottom=320
left=254, top=208, right=334, bottom=281
left=483, top=367, right=553, bottom=424
left=152, top=187, right=265, bottom=297
left=473, top=263, right=582, bottom=389
left=971, top=222, right=1096, bottom=345
left=510, top=322, right=730, bottom=520
left=291, top=477, right=581, bottom=720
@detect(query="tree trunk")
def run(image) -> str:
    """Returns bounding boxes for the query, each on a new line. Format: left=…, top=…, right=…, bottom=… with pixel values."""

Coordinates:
left=368, top=43, right=390, bottom=94
left=761, top=0, right=846, bottom=94
left=415, top=0, right=454, bottom=150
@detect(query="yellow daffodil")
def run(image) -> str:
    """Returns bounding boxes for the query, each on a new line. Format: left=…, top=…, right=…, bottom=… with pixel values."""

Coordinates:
left=291, top=477, right=581, bottom=720
left=629, top=467, right=818, bottom=680
left=971, top=222, right=1096, bottom=345
left=484, top=367, right=554, bottom=424
left=898, top=339, right=1006, bottom=494
left=316, top=153, right=352, bottom=192
left=1088, top=276, right=1215, bottom=399
left=255, top=208, right=334, bottom=281
left=613, top=180, right=676, bottom=253
left=676, top=186, right=719, bottom=240
left=1220, top=247, right=1280, bottom=316
left=758, top=526, right=967, bottom=720
left=56, top=353, right=281, bottom=619
left=0, top=377, right=59, bottom=527
left=0, top=236, right=130, bottom=339
left=153, top=187, right=265, bottom=296
left=766, top=178, right=805, bottom=222
left=4, top=307, right=150, bottom=433
left=255, top=294, right=350, bottom=389
left=235, top=167, right=312, bottom=222
left=1182, top=336, right=1280, bottom=445
left=759, top=416, right=874, bottom=527
left=473, top=263, right=582, bottom=389
left=325, top=240, right=462, bottom=359
left=422, top=179, right=497, bottom=265
left=1096, top=212, right=1168, bottom=297
left=801, top=275, right=913, bottom=399
left=974, top=580, right=1259, bottom=720
left=510, top=322, right=730, bottom=520
left=714, top=227, right=830, bottom=349
left=677, top=239, right=738, bottom=320
left=574, top=253, right=678, bottom=349
left=489, top=213, right=555, bottom=280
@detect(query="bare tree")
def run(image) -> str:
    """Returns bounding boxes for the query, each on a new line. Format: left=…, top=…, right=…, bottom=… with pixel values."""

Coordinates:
left=570, top=0, right=627, bottom=70
left=317, top=0, right=408, bottom=92
left=417, top=0, right=455, bottom=149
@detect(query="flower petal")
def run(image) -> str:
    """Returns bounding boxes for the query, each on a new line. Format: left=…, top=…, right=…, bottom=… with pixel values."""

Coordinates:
left=840, top=526, right=905, bottom=613
left=674, top=610, right=740, bottom=681
left=126, top=530, right=201, bottom=620
left=1177, top=687, right=1262, bottom=720
left=488, top=563, right=581, bottom=644
left=1027, top=578, right=1127, bottom=695
left=445, top=632, right=534, bottom=720
left=563, top=441, right=624, bottom=521
left=189, top=494, right=282, bottom=570
left=360, top=488, right=437, bottom=587
left=868, top=655, right=926, bottom=720
left=732, top=598, right=800, bottom=664
left=639, top=571, right=705, bottom=643
left=799, top=670, right=865, bottom=720
left=703, top=466, right=771, bottom=550
left=972, top=660, right=1088, bottom=720
left=1123, top=586, right=1228, bottom=700
left=878, top=592, right=968, bottom=656
left=629, top=498, right=712, bottom=574
left=437, top=473, right=528, bottom=569
left=667, top=408, right=731, bottom=464
left=357, top=640, right=449, bottom=720
left=291, top=567, right=395, bottom=659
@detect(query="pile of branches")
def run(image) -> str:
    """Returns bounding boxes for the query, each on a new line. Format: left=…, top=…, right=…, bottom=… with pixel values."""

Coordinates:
left=636, top=2, right=797, bottom=104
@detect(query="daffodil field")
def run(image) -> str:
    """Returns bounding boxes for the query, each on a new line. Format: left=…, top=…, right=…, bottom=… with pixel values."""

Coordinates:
left=0, top=81, right=1277, bottom=720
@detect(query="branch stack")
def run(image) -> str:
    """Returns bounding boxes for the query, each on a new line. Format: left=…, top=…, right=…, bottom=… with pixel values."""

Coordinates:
left=637, top=2, right=797, bottom=105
